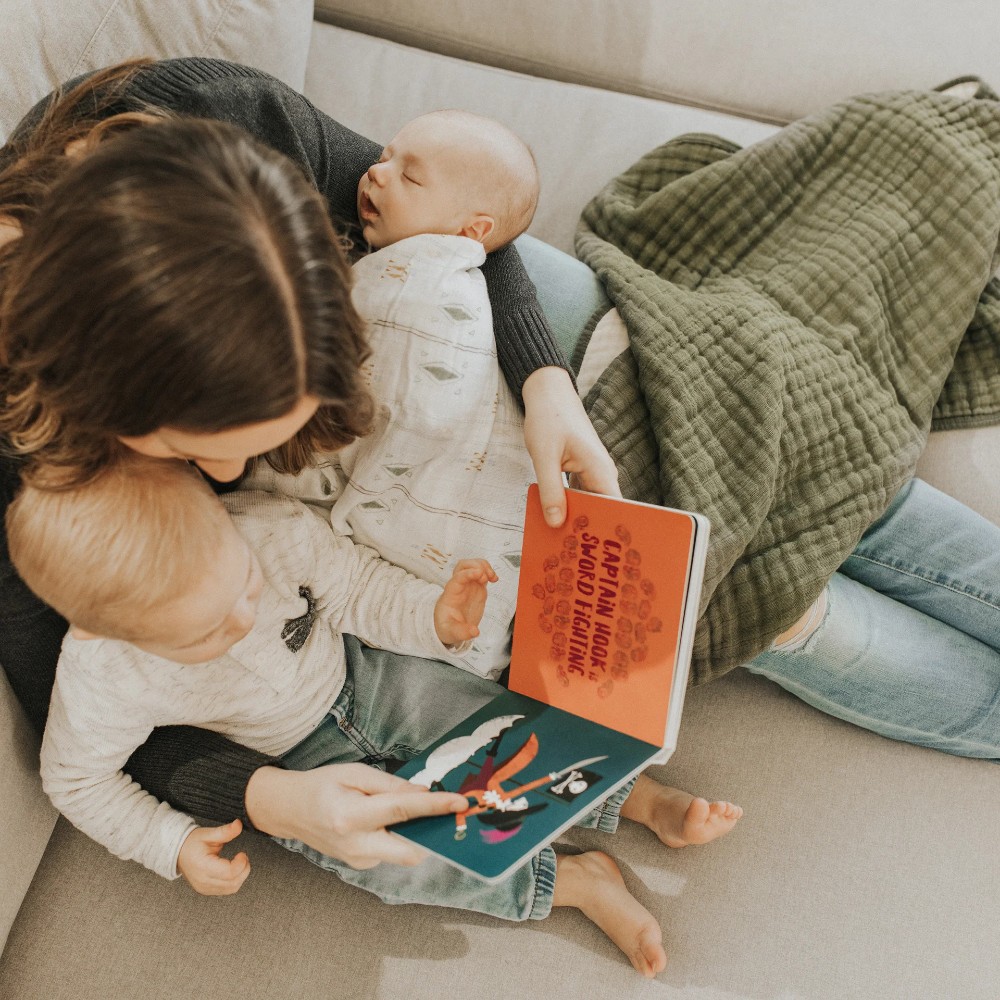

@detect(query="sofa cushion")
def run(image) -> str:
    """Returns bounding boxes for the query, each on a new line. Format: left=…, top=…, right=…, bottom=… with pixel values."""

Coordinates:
left=305, top=23, right=775, bottom=255
left=314, top=0, right=1000, bottom=125
left=0, top=0, right=315, bottom=143
left=0, top=671, right=57, bottom=954
left=4, top=671, right=1000, bottom=999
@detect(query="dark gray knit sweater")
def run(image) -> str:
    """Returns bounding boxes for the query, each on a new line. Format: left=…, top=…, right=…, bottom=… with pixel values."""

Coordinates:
left=1, top=57, right=568, bottom=827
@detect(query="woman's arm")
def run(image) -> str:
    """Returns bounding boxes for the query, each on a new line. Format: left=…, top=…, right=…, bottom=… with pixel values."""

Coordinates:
left=0, top=452, right=279, bottom=825
left=125, top=59, right=618, bottom=519
left=480, top=244, right=570, bottom=401
left=521, top=367, right=622, bottom=525
left=127, top=58, right=573, bottom=398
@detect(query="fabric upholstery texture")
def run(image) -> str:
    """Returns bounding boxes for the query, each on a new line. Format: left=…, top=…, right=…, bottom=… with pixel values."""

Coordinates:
left=2, top=670, right=999, bottom=1000
left=304, top=23, right=775, bottom=256
left=0, top=674, right=56, bottom=954
left=0, top=0, right=314, bottom=143
left=576, top=95, right=1000, bottom=679
left=314, top=0, right=1000, bottom=124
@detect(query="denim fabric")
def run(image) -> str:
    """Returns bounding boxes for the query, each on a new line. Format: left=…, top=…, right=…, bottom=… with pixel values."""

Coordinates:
left=274, top=636, right=624, bottom=919
left=515, top=234, right=613, bottom=360
left=746, top=479, right=1000, bottom=758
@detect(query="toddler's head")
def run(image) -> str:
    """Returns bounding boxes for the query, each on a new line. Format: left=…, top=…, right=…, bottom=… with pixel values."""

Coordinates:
left=356, top=110, right=539, bottom=252
left=7, top=457, right=263, bottom=664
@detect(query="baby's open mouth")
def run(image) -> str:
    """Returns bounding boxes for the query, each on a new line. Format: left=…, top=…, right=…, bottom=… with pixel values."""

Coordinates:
left=359, top=188, right=379, bottom=220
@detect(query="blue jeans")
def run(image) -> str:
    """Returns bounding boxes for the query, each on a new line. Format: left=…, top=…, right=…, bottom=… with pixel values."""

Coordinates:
left=274, top=636, right=632, bottom=921
left=515, top=234, right=612, bottom=360
left=519, top=238, right=1000, bottom=759
left=746, top=478, right=1000, bottom=758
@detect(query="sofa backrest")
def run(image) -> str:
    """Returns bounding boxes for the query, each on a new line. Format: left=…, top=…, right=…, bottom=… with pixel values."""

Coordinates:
left=314, top=0, right=1000, bottom=124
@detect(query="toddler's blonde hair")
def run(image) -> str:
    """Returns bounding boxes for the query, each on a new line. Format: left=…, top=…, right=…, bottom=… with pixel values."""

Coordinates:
left=7, top=456, right=230, bottom=641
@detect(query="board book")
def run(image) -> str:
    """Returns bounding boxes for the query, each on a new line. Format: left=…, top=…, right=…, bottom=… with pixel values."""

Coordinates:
left=393, top=484, right=710, bottom=882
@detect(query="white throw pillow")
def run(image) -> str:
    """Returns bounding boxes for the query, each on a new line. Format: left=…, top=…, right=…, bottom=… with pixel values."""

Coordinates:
left=0, top=0, right=314, bottom=143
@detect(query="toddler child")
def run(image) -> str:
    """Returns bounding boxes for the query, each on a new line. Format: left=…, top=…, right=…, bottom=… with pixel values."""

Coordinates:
left=10, top=456, right=740, bottom=978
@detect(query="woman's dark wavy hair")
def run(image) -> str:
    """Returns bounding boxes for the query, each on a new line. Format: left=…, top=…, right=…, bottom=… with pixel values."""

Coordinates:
left=0, top=60, right=373, bottom=488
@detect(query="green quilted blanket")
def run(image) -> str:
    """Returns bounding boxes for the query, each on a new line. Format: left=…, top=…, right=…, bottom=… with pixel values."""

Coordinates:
left=575, top=89, right=1000, bottom=685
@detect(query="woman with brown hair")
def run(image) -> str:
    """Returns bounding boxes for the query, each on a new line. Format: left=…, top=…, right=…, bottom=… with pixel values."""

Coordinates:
left=0, top=58, right=620, bottom=871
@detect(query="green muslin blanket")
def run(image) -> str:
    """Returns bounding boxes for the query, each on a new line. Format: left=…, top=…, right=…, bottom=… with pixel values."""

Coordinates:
left=575, top=89, right=1000, bottom=685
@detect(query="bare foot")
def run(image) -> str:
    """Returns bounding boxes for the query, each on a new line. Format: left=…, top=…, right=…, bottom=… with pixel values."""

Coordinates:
left=552, top=851, right=667, bottom=978
left=621, top=774, right=743, bottom=848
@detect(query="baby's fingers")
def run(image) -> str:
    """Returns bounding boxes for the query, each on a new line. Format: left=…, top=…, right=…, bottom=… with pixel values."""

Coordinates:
left=195, top=852, right=252, bottom=896
left=453, top=559, right=497, bottom=583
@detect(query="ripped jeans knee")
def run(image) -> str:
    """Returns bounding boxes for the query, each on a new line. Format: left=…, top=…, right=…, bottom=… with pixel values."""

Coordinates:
left=768, top=587, right=830, bottom=653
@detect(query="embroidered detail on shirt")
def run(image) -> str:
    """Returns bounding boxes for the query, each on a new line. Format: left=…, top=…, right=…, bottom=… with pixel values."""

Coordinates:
left=282, top=586, right=317, bottom=653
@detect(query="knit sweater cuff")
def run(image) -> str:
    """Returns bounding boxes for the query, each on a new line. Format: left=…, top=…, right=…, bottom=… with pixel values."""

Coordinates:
left=126, top=725, right=284, bottom=830
left=175, top=741, right=284, bottom=831
left=497, top=301, right=578, bottom=405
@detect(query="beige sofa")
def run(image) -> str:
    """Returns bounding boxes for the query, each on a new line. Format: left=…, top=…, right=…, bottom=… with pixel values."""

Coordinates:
left=2, top=3, right=999, bottom=997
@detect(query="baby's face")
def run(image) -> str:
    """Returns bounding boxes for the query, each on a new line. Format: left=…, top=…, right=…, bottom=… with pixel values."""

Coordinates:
left=130, top=522, right=264, bottom=664
left=357, top=116, right=485, bottom=249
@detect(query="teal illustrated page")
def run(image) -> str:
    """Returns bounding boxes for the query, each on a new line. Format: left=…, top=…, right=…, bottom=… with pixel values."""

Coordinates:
left=393, top=688, right=657, bottom=882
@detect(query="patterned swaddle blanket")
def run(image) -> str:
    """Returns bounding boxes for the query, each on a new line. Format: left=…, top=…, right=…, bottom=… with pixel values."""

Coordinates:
left=249, top=234, right=535, bottom=678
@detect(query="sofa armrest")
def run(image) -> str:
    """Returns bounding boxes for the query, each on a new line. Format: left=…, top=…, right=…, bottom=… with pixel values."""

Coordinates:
left=0, top=0, right=315, bottom=144
left=0, top=669, right=57, bottom=954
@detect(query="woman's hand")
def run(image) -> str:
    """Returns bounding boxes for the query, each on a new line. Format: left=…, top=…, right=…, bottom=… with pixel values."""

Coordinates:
left=522, top=366, right=621, bottom=526
left=244, top=763, right=467, bottom=868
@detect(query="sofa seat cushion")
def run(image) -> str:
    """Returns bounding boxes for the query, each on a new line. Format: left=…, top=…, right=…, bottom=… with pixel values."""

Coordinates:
left=0, top=672, right=56, bottom=954
left=4, top=671, right=1000, bottom=999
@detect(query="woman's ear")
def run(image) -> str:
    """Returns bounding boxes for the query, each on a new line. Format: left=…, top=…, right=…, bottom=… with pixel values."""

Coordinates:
left=69, top=625, right=100, bottom=641
left=458, top=214, right=495, bottom=245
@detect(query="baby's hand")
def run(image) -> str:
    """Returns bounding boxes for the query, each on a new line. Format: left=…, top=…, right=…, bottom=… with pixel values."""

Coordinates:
left=434, top=559, right=498, bottom=647
left=177, top=818, right=251, bottom=896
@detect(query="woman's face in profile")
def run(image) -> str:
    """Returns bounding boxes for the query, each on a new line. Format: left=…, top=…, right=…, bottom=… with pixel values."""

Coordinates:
left=118, top=394, right=319, bottom=483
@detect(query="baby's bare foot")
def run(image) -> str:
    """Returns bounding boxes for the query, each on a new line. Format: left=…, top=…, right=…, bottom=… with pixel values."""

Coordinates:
left=621, top=774, right=743, bottom=848
left=553, top=851, right=667, bottom=978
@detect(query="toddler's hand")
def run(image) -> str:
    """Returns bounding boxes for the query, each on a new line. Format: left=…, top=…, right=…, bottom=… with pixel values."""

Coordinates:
left=434, top=559, right=498, bottom=647
left=177, top=818, right=251, bottom=896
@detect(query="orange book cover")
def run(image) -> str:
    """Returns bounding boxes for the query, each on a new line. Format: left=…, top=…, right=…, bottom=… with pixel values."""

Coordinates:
left=509, top=485, right=703, bottom=747
left=393, top=485, right=708, bottom=881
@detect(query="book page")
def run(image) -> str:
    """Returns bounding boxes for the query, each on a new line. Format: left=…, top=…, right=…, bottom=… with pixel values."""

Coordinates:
left=394, top=688, right=657, bottom=882
left=509, top=485, right=698, bottom=746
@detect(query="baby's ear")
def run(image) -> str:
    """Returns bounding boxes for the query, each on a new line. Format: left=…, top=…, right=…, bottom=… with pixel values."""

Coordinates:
left=69, top=625, right=100, bottom=641
left=459, top=214, right=495, bottom=245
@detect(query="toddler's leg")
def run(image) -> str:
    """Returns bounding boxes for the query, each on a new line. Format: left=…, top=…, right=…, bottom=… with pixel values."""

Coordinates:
left=574, top=773, right=742, bottom=847
left=619, top=774, right=743, bottom=848
left=277, top=835, right=557, bottom=921
left=553, top=852, right=667, bottom=979
left=280, top=832, right=667, bottom=978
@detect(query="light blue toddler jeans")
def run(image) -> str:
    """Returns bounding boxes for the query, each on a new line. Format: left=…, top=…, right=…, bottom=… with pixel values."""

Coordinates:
left=274, top=636, right=632, bottom=921
left=519, top=236, right=1000, bottom=759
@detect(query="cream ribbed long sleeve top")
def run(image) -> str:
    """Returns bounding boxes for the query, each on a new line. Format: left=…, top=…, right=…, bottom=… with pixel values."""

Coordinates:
left=40, top=490, right=450, bottom=880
